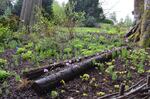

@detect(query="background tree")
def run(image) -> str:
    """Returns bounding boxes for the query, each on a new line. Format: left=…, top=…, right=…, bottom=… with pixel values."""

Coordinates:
left=12, top=0, right=23, bottom=16
left=69, top=0, right=105, bottom=27
left=13, top=0, right=53, bottom=19
left=42, top=0, right=53, bottom=20
left=19, top=0, right=53, bottom=28
left=0, top=0, right=12, bottom=16
left=20, top=0, right=42, bottom=28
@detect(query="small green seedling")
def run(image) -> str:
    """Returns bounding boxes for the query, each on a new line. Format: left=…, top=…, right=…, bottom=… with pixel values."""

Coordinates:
left=51, top=91, right=58, bottom=98
left=96, top=92, right=105, bottom=96
left=0, top=70, right=10, bottom=80
left=61, top=90, right=65, bottom=93
left=112, top=72, right=117, bottom=81
left=0, top=59, right=7, bottom=66
left=105, top=66, right=114, bottom=75
left=80, top=74, right=90, bottom=81
left=15, top=75, right=21, bottom=82
left=114, top=85, right=120, bottom=91
left=60, top=80, right=66, bottom=85
left=83, top=93, right=88, bottom=96
left=17, top=47, right=26, bottom=54
left=127, top=71, right=132, bottom=79
left=22, top=51, right=32, bottom=60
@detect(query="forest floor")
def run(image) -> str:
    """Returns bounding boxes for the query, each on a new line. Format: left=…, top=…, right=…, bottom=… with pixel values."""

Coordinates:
left=1, top=46, right=150, bottom=99
left=0, top=26, right=150, bottom=98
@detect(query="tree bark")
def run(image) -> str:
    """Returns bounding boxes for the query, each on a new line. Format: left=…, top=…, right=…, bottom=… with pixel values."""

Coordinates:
left=134, top=0, right=144, bottom=23
left=126, top=0, right=150, bottom=47
left=20, top=0, right=42, bottom=27
left=140, top=0, right=150, bottom=47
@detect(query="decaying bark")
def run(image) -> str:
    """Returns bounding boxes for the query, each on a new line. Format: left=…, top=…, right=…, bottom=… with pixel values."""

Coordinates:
left=31, top=47, right=128, bottom=95
left=20, top=0, right=42, bottom=27
left=126, top=0, right=150, bottom=47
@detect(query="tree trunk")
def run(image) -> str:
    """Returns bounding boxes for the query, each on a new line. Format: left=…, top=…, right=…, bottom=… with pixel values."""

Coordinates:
left=134, top=0, right=144, bottom=23
left=126, top=0, right=150, bottom=47
left=140, top=0, right=150, bottom=47
left=20, top=0, right=42, bottom=28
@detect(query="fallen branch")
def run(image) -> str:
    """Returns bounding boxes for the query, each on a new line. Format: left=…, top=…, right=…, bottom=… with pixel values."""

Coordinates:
left=32, top=47, right=128, bottom=95
left=116, top=84, right=146, bottom=99
left=99, top=78, right=145, bottom=99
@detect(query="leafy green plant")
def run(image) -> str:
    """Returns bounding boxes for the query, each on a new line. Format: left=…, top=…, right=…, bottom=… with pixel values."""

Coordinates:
left=112, top=72, right=117, bottom=81
left=105, top=65, right=114, bottom=75
left=127, top=71, right=132, bottom=79
left=0, top=58, right=7, bottom=66
left=121, top=49, right=128, bottom=58
left=22, top=51, right=32, bottom=60
left=96, top=91, right=105, bottom=96
left=64, top=48, right=72, bottom=54
left=82, top=49, right=94, bottom=56
left=8, top=40, right=18, bottom=49
left=51, top=91, right=58, bottom=98
left=137, top=62, right=145, bottom=74
left=17, top=47, right=26, bottom=54
left=25, top=42, right=34, bottom=49
left=0, top=25, right=11, bottom=43
left=0, top=46, right=4, bottom=53
left=83, top=93, right=88, bottom=96
left=0, top=70, right=10, bottom=80
left=80, top=74, right=90, bottom=81
left=94, top=63, right=105, bottom=72
left=15, top=75, right=21, bottom=82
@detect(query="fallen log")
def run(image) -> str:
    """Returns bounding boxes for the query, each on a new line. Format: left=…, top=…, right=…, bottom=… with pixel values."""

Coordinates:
left=23, top=62, right=66, bottom=80
left=32, top=47, right=128, bottom=95
left=23, top=54, right=94, bottom=79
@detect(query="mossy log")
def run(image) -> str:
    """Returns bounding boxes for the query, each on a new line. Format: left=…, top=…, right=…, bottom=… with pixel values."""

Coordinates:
left=32, top=47, right=128, bottom=95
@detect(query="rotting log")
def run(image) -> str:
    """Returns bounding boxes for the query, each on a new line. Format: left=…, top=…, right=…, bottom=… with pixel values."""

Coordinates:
left=32, top=47, right=128, bottom=95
